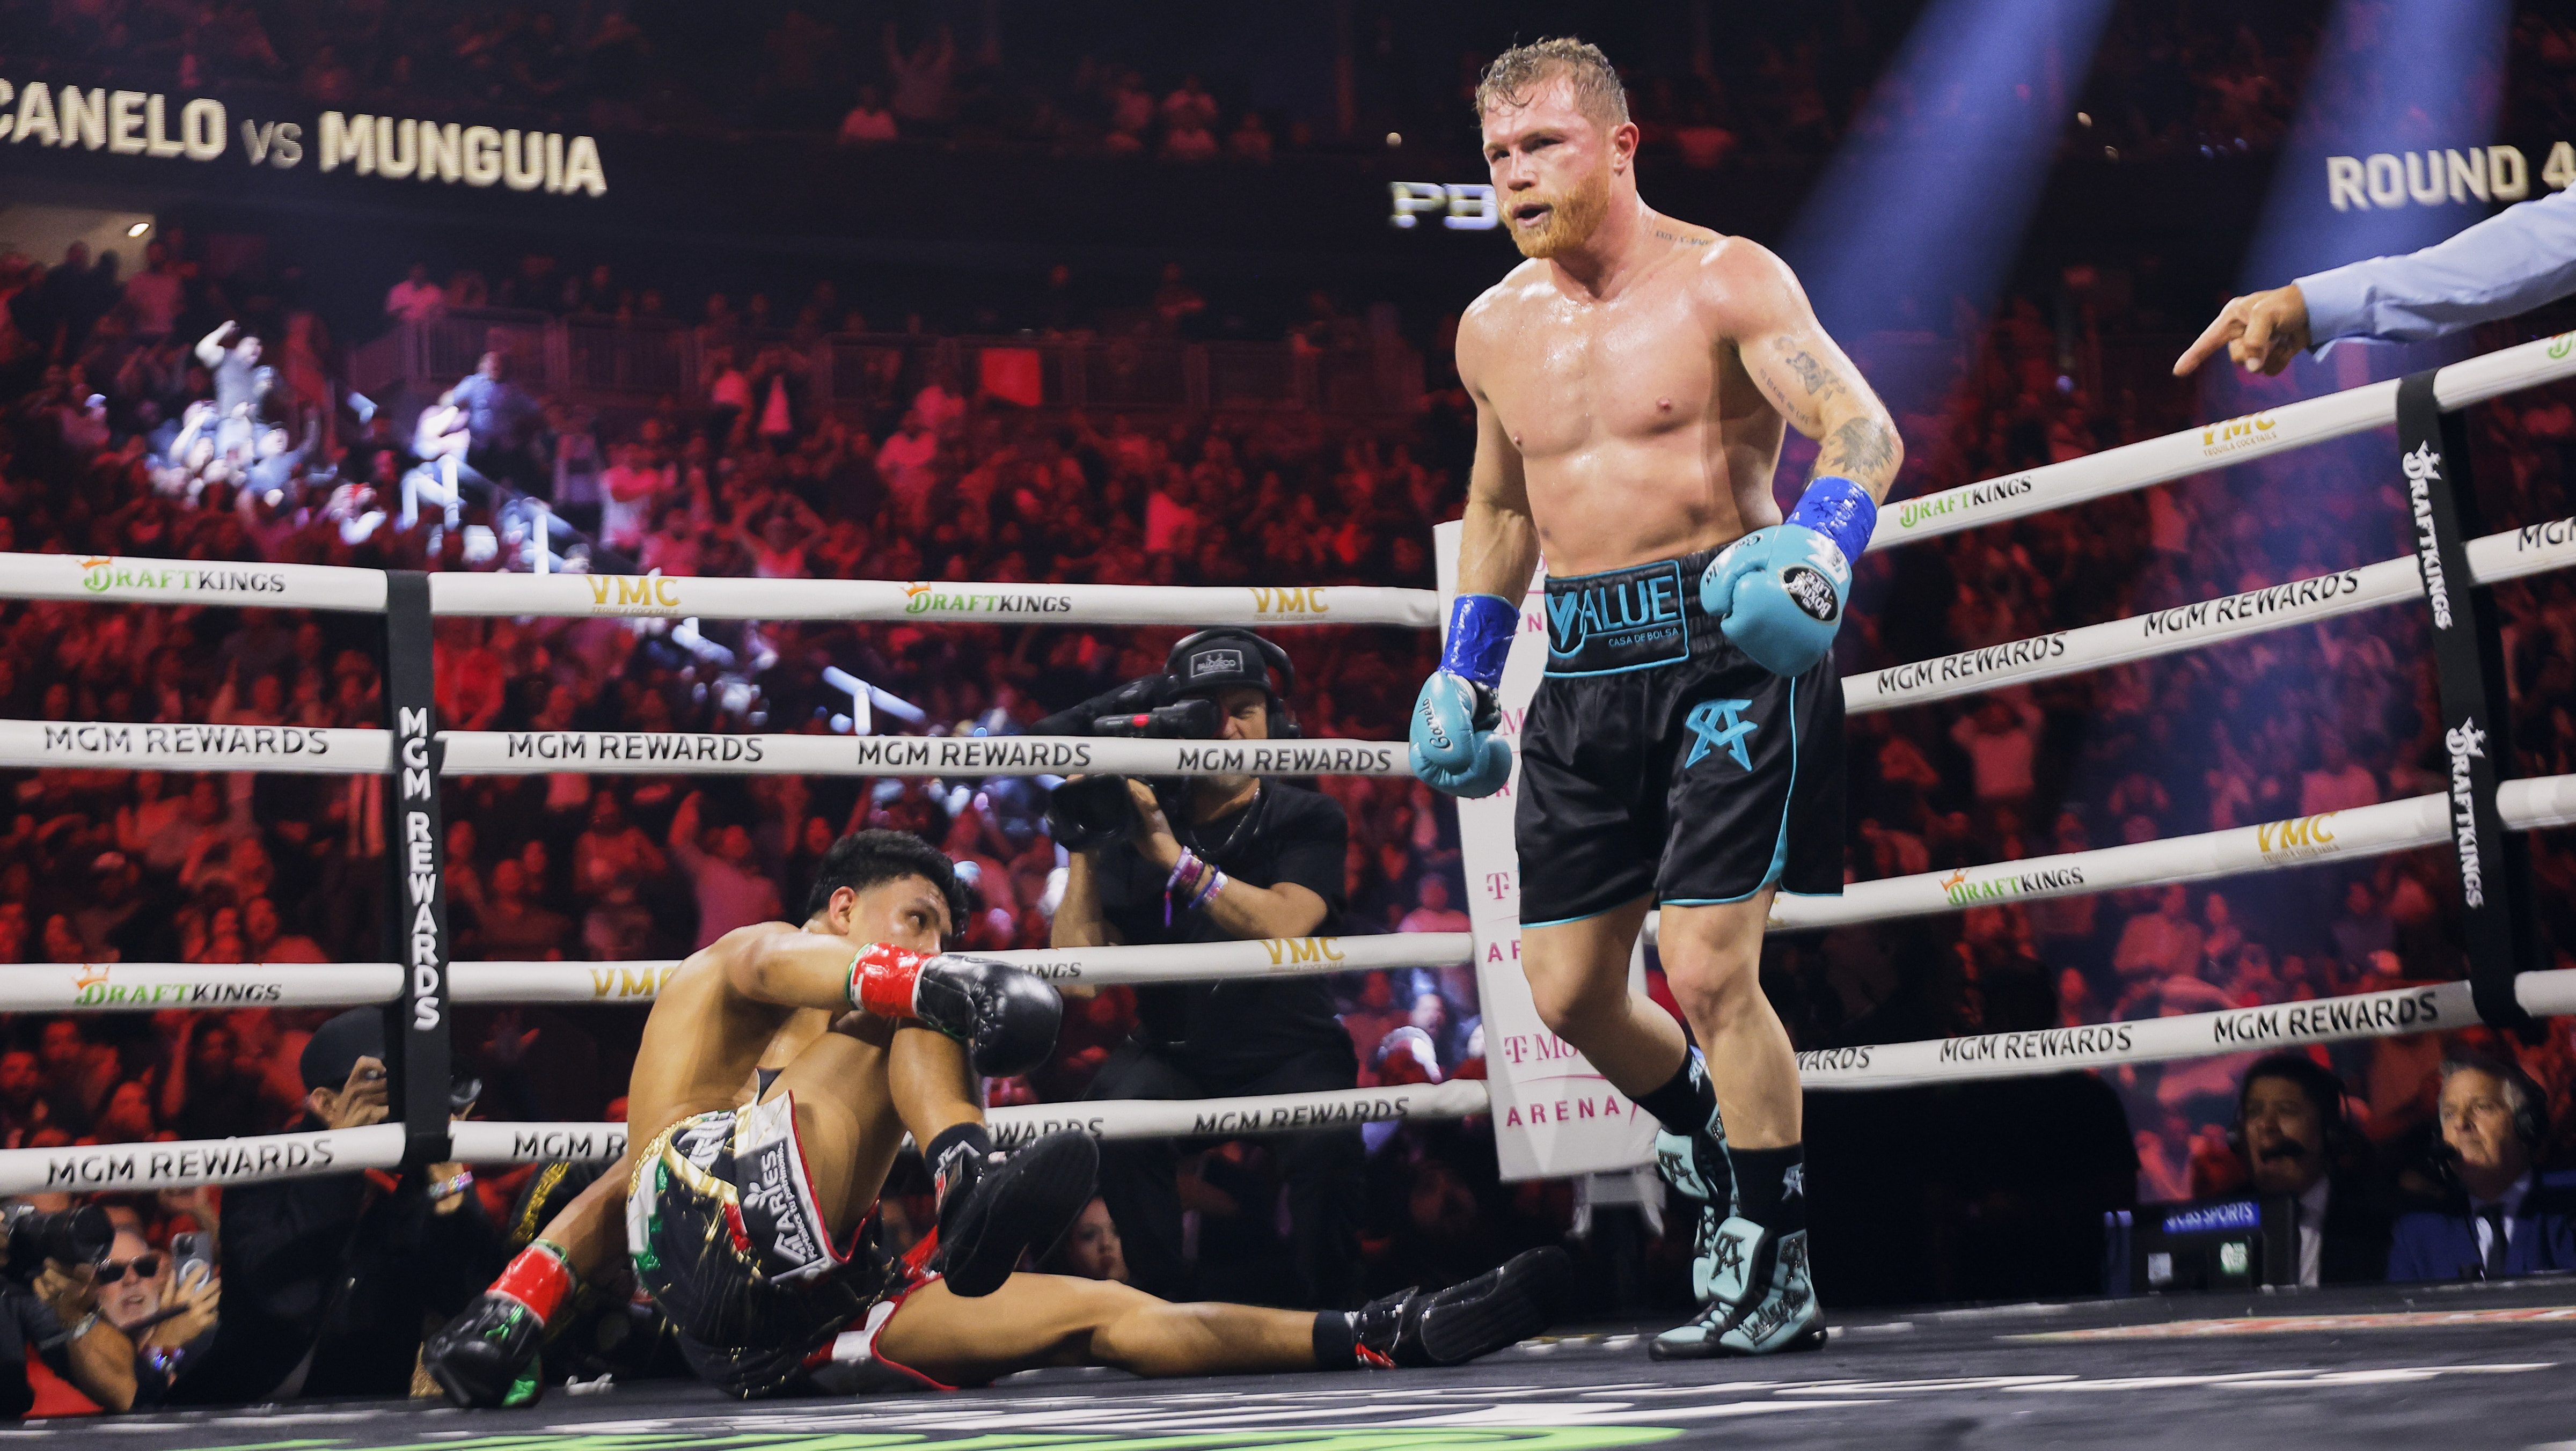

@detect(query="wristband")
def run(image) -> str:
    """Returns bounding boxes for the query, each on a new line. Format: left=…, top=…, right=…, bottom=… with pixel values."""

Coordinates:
left=429, top=1169, right=476, bottom=1203
left=1785, top=475, right=1877, bottom=567
left=1440, top=593, right=1519, bottom=687
left=40, top=1312, right=98, bottom=1351
left=1189, top=869, right=1227, bottom=912
left=1166, top=849, right=1206, bottom=895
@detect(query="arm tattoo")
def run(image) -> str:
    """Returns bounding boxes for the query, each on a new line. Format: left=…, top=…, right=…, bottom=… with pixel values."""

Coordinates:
left=1773, top=343, right=1846, bottom=406
left=1817, top=416, right=1898, bottom=483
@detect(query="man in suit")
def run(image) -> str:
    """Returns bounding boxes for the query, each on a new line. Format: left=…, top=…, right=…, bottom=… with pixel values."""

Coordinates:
left=2389, top=1053, right=2576, bottom=1281
left=2235, top=1054, right=2389, bottom=1286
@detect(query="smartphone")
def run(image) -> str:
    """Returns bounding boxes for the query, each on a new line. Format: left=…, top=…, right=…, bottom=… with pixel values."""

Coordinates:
left=171, top=1232, right=211, bottom=1291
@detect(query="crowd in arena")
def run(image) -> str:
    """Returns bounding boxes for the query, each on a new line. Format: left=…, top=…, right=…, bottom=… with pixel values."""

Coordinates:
left=13, top=2, right=2576, bottom=170
left=8, top=11, right=2576, bottom=1405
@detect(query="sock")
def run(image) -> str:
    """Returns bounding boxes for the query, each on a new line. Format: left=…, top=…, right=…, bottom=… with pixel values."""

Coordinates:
left=927, top=1122, right=994, bottom=1210
left=489, top=1240, right=577, bottom=1325
left=1725, top=1144, right=1807, bottom=1235
left=1632, top=1051, right=1719, bottom=1139
left=1312, top=1309, right=1358, bottom=1369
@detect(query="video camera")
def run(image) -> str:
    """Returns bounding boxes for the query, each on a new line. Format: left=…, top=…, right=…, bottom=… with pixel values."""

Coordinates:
left=1034, top=630, right=1297, bottom=852
left=0, top=1205, right=112, bottom=1280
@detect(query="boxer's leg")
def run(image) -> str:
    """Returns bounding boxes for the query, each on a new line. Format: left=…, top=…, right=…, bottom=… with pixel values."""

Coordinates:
left=1519, top=898, right=1690, bottom=1096
left=877, top=1275, right=1317, bottom=1381
left=760, top=1012, right=906, bottom=1239
left=1656, top=896, right=1796, bottom=1149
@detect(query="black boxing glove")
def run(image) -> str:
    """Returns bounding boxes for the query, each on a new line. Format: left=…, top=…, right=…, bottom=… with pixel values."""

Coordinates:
left=849, top=943, right=1063, bottom=1078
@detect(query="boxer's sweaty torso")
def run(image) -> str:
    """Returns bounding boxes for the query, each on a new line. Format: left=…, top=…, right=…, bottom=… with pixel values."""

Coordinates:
left=1461, top=222, right=1791, bottom=577
left=627, top=934, right=832, bottom=1156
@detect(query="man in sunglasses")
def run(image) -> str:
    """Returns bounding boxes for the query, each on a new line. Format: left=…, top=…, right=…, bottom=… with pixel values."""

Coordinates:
left=96, top=1224, right=217, bottom=1408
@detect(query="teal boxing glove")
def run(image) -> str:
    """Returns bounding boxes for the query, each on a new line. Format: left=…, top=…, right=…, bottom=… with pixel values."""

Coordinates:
left=1410, top=593, right=1516, bottom=798
left=1700, top=475, right=1877, bottom=678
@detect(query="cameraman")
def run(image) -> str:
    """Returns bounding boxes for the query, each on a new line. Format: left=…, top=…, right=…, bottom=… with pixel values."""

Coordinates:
left=0, top=1202, right=136, bottom=1416
left=1050, top=630, right=1365, bottom=1308
left=166, top=1009, right=504, bottom=1404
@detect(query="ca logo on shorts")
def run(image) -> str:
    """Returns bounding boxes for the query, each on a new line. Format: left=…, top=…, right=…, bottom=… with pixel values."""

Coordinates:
left=1684, top=699, right=1757, bottom=770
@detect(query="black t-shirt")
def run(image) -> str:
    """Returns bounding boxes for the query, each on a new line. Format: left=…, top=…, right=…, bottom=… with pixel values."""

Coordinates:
left=1094, top=781, right=1352, bottom=1086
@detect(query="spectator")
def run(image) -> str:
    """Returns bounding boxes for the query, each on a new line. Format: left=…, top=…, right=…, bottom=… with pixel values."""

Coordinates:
left=836, top=85, right=899, bottom=144
left=2231, top=1054, right=2388, bottom=1287
left=97, top=1224, right=219, bottom=1407
left=383, top=264, right=448, bottom=325
left=1226, top=111, right=1275, bottom=164
left=0, top=1053, right=45, bottom=1148
left=2389, top=1054, right=2576, bottom=1280
left=1046, top=1198, right=1130, bottom=1283
left=443, top=352, right=543, bottom=494
left=2299, top=737, right=2381, bottom=816
left=470, top=859, right=572, bottom=961
left=120, top=241, right=184, bottom=340
left=1950, top=695, right=2043, bottom=819
left=665, top=792, right=782, bottom=949
left=1395, top=876, right=1469, bottom=935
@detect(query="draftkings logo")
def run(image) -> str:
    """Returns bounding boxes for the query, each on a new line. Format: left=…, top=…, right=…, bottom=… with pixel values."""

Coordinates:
left=2404, top=442, right=2455, bottom=629
left=2447, top=717, right=2487, bottom=907
left=901, top=583, right=1074, bottom=615
left=1939, top=863, right=2087, bottom=907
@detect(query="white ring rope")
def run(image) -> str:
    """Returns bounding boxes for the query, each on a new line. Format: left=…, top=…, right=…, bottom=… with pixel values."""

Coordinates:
left=428, top=573, right=1436, bottom=627
left=450, top=934, right=1474, bottom=1005
left=1846, top=514, right=2576, bottom=714
left=0, top=723, right=1410, bottom=779
left=1, top=936, right=1477, bottom=1013
left=15, top=526, right=2572, bottom=776
left=1795, top=967, right=2576, bottom=1090
left=14, top=766, right=2570, bottom=1015
left=0, top=551, right=1435, bottom=627
left=1869, top=330, right=2576, bottom=551
left=0, top=1082, right=1496, bottom=1192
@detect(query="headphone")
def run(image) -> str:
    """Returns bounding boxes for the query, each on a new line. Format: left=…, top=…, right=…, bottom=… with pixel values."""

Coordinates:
left=2230, top=1053, right=2355, bottom=1161
left=1163, top=628, right=1300, bottom=739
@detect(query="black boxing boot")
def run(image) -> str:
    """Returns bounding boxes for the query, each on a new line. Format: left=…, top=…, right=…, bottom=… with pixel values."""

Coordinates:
left=848, top=943, right=1064, bottom=1078
left=932, top=1127, right=1098, bottom=1297
left=1329, top=1247, right=1573, bottom=1368
left=424, top=1241, right=577, bottom=1408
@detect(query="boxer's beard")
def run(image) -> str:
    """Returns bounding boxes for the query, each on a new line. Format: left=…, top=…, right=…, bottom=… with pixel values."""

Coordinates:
left=1511, top=164, right=1612, bottom=260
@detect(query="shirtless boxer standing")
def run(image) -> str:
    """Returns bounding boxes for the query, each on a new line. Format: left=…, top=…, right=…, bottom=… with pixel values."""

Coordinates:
left=427, top=829, right=1564, bottom=1403
left=1410, top=40, right=1903, bottom=1359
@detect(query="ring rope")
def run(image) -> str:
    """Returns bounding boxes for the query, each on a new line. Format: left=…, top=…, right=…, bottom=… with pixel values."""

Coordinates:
left=6, top=934, right=1477, bottom=1014
left=17, top=769, right=2574, bottom=1015
left=1845, top=512, right=2576, bottom=715
left=12, top=510, right=2567, bottom=778
left=1868, top=331, right=2576, bottom=552
left=0, top=1082, right=1497, bottom=1194
left=0, top=551, right=1436, bottom=627
left=0, top=723, right=1413, bottom=779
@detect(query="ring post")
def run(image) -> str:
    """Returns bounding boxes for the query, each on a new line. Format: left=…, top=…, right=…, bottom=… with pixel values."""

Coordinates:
left=382, top=570, right=456, bottom=1163
left=2397, top=370, right=2540, bottom=1032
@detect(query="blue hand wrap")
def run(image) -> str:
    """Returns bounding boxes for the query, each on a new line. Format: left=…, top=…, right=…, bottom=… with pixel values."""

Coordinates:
left=1441, top=593, right=1518, bottom=687
left=1785, top=475, right=1877, bottom=566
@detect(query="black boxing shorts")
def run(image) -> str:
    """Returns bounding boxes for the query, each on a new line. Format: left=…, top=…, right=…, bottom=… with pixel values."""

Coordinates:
left=626, top=1095, right=931, bottom=1398
left=1513, top=545, right=1845, bottom=928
